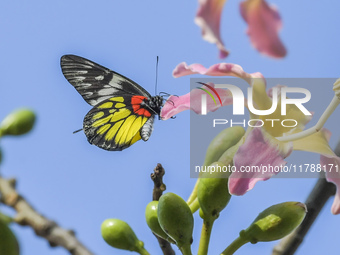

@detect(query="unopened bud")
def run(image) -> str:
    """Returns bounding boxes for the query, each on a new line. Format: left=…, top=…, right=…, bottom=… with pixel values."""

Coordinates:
left=0, top=109, right=36, bottom=136
left=145, top=201, right=175, bottom=243
left=101, top=219, right=145, bottom=252
left=203, top=126, right=245, bottom=167
left=197, top=162, right=231, bottom=221
left=241, top=202, right=307, bottom=243
left=0, top=216, right=19, bottom=255
left=157, top=192, right=193, bottom=250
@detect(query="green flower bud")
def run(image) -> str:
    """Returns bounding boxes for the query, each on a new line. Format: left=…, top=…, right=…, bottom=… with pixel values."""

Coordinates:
left=0, top=109, right=36, bottom=136
left=241, top=202, right=307, bottom=243
left=0, top=212, right=13, bottom=225
left=157, top=192, right=193, bottom=249
left=203, top=126, right=245, bottom=167
left=145, top=201, right=175, bottom=243
left=0, top=218, right=19, bottom=255
left=218, top=143, right=241, bottom=167
left=197, top=162, right=231, bottom=220
left=101, top=219, right=145, bottom=252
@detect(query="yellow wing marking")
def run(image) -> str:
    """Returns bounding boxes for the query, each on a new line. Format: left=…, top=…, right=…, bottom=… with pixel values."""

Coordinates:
left=105, top=120, right=124, bottom=141
left=92, top=114, right=113, bottom=127
left=92, top=111, right=104, bottom=120
left=117, top=116, right=148, bottom=145
left=124, top=116, right=148, bottom=144
left=109, top=109, right=116, bottom=114
left=97, top=124, right=111, bottom=135
left=115, top=115, right=136, bottom=144
left=98, top=102, right=113, bottom=109
left=110, top=97, right=124, bottom=102
left=92, top=109, right=131, bottom=128
left=130, top=132, right=142, bottom=146
left=115, top=103, right=126, bottom=108
left=111, top=108, right=131, bottom=122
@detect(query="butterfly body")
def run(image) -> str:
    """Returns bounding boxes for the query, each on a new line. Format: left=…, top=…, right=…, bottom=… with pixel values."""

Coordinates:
left=60, top=55, right=163, bottom=151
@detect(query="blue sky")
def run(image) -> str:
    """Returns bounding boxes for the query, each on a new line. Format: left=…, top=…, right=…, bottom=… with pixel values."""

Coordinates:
left=1, top=1, right=340, bottom=255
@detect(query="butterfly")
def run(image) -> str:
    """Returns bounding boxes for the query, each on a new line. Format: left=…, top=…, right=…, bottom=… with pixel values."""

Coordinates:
left=60, top=55, right=164, bottom=151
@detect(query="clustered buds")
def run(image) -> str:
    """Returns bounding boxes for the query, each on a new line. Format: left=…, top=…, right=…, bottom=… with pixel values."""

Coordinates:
left=97, top=124, right=308, bottom=255
left=145, top=201, right=175, bottom=243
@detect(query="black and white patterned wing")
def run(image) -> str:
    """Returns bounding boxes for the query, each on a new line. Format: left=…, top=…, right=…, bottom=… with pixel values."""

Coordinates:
left=60, top=55, right=152, bottom=106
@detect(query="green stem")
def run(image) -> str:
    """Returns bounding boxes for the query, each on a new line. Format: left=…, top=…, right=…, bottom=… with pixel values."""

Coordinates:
left=277, top=96, right=340, bottom=142
left=187, top=179, right=200, bottom=205
left=198, top=219, right=214, bottom=255
left=189, top=197, right=200, bottom=213
left=221, top=236, right=248, bottom=255
left=179, top=244, right=192, bottom=255
left=136, top=247, right=151, bottom=255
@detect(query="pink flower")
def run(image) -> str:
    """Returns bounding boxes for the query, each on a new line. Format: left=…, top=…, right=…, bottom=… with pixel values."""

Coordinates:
left=240, top=0, right=287, bottom=58
left=322, top=155, right=340, bottom=214
left=164, top=62, right=340, bottom=214
left=229, top=127, right=293, bottom=196
left=161, top=83, right=233, bottom=121
left=161, top=62, right=263, bottom=120
left=195, top=0, right=229, bottom=58
left=195, top=0, right=286, bottom=58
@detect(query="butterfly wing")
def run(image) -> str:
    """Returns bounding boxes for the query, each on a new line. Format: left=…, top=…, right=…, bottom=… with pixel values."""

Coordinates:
left=83, top=96, right=155, bottom=151
left=60, top=55, right=152, bottom=106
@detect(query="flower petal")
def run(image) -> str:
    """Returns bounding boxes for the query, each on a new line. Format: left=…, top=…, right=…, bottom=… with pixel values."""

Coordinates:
left=229, top=127, right=292, bottom=195
left=294, top=128, right=340, bottom=215
left=293, top=128, right=335, bottom=158
left=251, top=82, right=312, bottom=137
left=240, top=0, right=286, bottom=58
left=166, top=62, right=264, bottom=119
left=195, top=0, right=229, bottom=58
left=161, top=83, right=233, bottom=120
left=320, top=155, right=340, bottom=214
left=173, top=62, right=263, bottom=85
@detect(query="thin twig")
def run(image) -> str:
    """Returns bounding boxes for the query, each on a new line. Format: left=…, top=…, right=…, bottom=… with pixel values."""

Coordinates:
left=272, top=140, right=340, bottom=255
left=151, top=163, right=167, bottom=201
left=150, top=163, right=175, bottom=255
left=0, top=176, right=93, bottom=255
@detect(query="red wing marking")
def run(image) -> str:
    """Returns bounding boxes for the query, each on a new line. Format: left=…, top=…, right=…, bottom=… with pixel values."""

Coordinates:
left=131, top=96, right=152, bottom=117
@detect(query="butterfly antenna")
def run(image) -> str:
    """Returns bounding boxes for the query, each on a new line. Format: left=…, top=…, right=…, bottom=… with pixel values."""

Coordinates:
left=73, top=128, right=83, bottom=134
left=155, top=56, right=159, bottom=95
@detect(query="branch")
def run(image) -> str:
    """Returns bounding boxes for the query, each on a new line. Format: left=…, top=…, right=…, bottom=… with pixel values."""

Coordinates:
left=272, top=140, right=340, bottom=255
left=0, top=176, right=94, bottom=255
left=150, top=163, right=175, bottom=255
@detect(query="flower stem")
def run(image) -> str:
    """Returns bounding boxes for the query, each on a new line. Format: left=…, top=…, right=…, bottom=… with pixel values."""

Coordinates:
left=187, top=179, right=200, bottom=205
left=277, top=96, right=340, bottom=142
left=189, top=197, right=200, bottom=213
left=221, top=236, right=248, bottom=255
left=136, top=247, right=151, bottom=255
left=198, top=219, right=214, bottom=255
left=179, top=244, right=193, bottom=255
